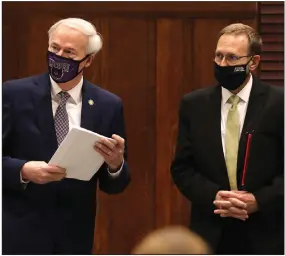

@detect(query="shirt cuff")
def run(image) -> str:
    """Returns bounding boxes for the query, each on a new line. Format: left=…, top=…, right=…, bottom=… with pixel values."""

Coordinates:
left=20, top=171, right=30, bottom=184
left=107, top=159, right=124, bottom=178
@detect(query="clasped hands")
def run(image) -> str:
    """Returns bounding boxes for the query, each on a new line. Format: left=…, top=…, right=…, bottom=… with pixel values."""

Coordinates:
left=213, top=190, right=258, bottom=221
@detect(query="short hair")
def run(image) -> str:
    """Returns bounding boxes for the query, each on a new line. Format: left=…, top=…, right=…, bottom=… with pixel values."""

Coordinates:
left=132, top=226, right=211, bottom=254
left=48, top=18, right=103, bottom=55
left=218, top=23, right=262, bottom=55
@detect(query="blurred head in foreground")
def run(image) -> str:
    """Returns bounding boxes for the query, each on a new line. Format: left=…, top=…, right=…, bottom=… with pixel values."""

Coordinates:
left=132, top=226, right=211, bottom=254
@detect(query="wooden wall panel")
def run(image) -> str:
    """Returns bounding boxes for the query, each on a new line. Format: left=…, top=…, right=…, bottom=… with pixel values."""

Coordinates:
left=193, top=19, right=232, bottom=89
left=155, top=19, right=191, bottom=228
left=93, top=18, right=156, bottom=254
left=258, top=1, right=284, bottom=86
left=2, top=10, right=25, bottom=81
left=26, top=15, right=65, bottom=76
left=2, top=1, right=258, bottom=254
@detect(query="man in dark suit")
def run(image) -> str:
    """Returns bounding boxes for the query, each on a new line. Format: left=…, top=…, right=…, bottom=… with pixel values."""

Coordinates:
left=3, top=18, right=130, bottom=254
left=171, top=23, right=283, bottom=254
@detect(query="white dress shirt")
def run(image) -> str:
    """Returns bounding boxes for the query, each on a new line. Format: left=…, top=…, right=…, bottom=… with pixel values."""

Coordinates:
left=50, top=77, right=123, bottom=177
left=221, top=74, right=253, bottom=156
left=51, top=77, right=83, bottom=130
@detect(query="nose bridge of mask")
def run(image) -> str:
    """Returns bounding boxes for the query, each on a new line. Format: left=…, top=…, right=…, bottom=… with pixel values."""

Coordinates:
left=216, top=60, right=249, bottom=74
left=48, top=51, right=89, bottom=64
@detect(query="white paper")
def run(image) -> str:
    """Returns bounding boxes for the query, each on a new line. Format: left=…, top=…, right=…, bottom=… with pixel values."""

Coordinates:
left=49, top=126, right=107, bottom=181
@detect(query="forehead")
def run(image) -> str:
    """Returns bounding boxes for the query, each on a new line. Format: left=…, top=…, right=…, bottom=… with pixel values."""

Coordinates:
left=216, top=34, right=249, bottom=55
left=49, top=25, right=88, bottom=51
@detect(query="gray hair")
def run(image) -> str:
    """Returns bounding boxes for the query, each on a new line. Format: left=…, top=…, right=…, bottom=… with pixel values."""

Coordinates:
left=48, top=18, right=103, bottom=55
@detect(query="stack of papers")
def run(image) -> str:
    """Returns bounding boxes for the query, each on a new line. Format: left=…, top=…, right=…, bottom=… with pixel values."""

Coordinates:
left=49, top=126, right=108, bottom=181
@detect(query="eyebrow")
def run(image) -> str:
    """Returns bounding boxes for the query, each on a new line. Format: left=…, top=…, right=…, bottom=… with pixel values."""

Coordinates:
left=51, top=42, right=77, bottom=53
left=215, top=50, right=237, bottom=55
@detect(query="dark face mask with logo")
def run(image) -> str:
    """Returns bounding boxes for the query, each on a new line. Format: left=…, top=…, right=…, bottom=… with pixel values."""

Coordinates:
left=214, top=58, right=252, bottom=91
left=47, top=51, right=90, bottom=83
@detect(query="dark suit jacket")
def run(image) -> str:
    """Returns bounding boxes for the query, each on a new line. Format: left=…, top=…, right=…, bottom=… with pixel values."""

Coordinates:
left=171, top=76, right=284, bottom=254
left=3, top=73, right=130, bottom=254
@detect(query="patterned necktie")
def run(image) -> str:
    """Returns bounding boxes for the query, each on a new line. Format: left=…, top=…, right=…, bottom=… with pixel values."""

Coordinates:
left=225, top=95, right=240, bottom=190
left=54, top=91, right=70, bottom=146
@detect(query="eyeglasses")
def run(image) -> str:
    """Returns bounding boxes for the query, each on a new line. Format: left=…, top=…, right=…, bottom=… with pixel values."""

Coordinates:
left=214, top=53, right=252, bottom=65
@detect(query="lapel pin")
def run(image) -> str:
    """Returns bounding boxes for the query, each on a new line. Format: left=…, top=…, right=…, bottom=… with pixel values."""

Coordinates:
left=88, top=99, right=94, bottom=106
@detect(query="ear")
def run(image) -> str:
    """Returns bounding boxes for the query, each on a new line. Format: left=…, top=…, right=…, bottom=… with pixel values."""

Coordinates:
left=84, top=54, right=95, bottom=68
left=249, top=55, right=260, bottom=72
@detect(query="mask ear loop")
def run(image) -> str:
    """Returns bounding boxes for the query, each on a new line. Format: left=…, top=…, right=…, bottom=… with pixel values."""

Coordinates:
left=77, top=53, right=92, bottom=74
left=246, top=56, right=254, bottom=73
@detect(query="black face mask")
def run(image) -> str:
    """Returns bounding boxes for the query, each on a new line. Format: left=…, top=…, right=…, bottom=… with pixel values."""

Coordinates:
left=214, top=59, right=251, bottom=91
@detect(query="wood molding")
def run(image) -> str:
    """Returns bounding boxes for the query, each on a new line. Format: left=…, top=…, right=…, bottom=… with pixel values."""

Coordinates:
left=3, top=2, right=257, bottom=18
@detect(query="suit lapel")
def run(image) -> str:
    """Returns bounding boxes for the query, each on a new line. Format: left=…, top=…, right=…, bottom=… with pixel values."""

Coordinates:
left=80, top=80, right=100, bottom=131
left=208, top=86, right=230, bottom=187
left=240, top=76, right=267, bottom=137
left=32, top=73, right=58, bottom=160
left=237, top=76, right=267, bottom=177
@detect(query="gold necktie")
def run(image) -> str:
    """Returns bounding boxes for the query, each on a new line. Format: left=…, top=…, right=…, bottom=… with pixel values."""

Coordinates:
left=225, top=95, right=240, bottom=190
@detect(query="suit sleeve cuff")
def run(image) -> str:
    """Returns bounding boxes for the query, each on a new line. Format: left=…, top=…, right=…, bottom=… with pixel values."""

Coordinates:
left=107, top=159, right=124, bottom=178
left=20, top=171, right=30, bottom=184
